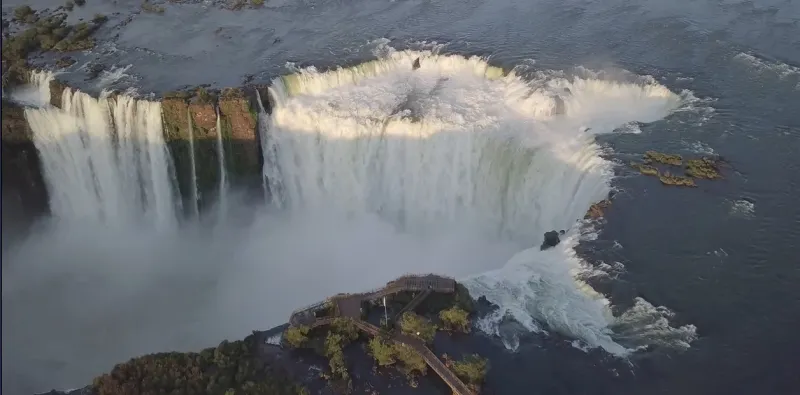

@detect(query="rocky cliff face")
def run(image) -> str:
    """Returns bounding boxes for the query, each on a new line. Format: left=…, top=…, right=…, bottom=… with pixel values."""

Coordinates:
left=1, top=99, right=50, bottom=233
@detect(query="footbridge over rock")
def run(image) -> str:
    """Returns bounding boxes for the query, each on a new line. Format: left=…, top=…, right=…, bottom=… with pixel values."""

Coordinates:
left=286, top=274, right=475, bottom=395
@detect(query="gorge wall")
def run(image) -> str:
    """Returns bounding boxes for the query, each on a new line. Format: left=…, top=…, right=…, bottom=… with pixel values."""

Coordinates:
left=1, top=72, right=271, bottom=226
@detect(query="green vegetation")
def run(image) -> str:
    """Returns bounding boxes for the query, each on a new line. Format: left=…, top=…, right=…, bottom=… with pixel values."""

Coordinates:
left=439, top=305, right=470, bottom=333
left=195, top=87, right=215, bottom=104
left=283, top=325, right=309, bottom=348
left=631, top=162, right=659, bottom=176
left=93, top=14, right=109, bottom=23
left=450, top=354, right=489, bottom=391
left=367, top=337, right=397, bottom=366
left=91, top=336, right=306, bottom=395
left=330, top=317, right=359, bottom=342
left=141, top=1, right=166, bottom=14
left=398, top=312, right=437, bottom=343
left=1, top=8, right=110, bottom=88
left=644, top=150, right=682, bottom=166
left=418, top=281, right=475, bottom=316
left=686, top=157, right=722, bottom=179
left=659, top=172, right=696, bottom=187
left=392, top=343, right=427, bottom=377
left=367, top=337, right=427, bottom=377
left=323, top=332, right=349, bottom=380
left=251, top=0, right=265, bottom=5
left=13, top=6, right=35, bottom=22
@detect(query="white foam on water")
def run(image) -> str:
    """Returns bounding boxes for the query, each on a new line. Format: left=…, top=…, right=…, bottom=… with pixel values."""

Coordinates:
left=94, top=64, right=134, bottom=90
left=734, top=52, right=800, bottom=90
left=22, top=71, right=178, bottom=230
left=729, top=198, right=755, bottom=218
left=266, top=49, right=696, bottom=356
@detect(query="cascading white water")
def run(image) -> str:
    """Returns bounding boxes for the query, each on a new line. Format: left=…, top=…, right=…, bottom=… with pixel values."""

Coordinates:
left=215, top=106, right=228, bottom=216
left=266, top=49, right=697, bottom=355
left=23, top=71, right=178, bottom=230
left=255, top=89, right=285, bottom=208
left=187, top=107, right=200, bottom=218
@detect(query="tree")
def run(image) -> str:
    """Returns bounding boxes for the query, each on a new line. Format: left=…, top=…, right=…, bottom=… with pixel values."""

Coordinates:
left=398, top=312, right=437, bottom=343
left=392, top=344, right=427, bottom=376
left=439, top=305, right=470, bottom=333
left=331, top=317, right=360, bottom=342
left=324, top=332, right=349, bottom=380
left=367, top=337, right=396, bottom=366
left=284, top=326, right=309, bottom=348
left=452, top=354, right=489, bottom=386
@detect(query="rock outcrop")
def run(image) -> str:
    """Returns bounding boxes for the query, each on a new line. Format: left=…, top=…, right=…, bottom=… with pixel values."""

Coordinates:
left=540, top=230, right=561, bottom=250
left=1, top=100, right=50, bottom=226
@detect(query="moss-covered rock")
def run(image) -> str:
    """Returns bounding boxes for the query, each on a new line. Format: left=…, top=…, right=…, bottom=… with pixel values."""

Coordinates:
left=1, top=99, right=33, bottom=142
left=644, top=151, right=682, bottom=166
left=659, top=172, right=696, bottom=187
left=49, top=78, right=68, bottom=108
left=631, top=162, right=659, bottom=176
left=218, top=91, right=259, bottom=178
left=685, top=157, right=722, bottom=179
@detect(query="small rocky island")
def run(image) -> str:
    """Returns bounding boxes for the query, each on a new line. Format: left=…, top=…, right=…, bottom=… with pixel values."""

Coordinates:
left=38, top=275, right=490, bottom=395
left=630, top=150, right=724, bottom=187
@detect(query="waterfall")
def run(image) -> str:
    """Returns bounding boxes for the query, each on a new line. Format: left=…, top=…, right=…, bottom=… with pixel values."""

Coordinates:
left=215, top=106, right=228, bottom=216
left=265, top=50, right=696, bottom=355
left=23, top=73, right=178, bottom=230
left=255, top=89, right=284, bottom=208
left=187, top=107, right=199, bottom=218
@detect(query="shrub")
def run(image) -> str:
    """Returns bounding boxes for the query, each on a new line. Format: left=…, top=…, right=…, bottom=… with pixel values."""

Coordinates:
left=324, top=332, right=349, bottom=380
left=392, top=344, right=427, bottom=376
left=452, top=354, right=489, bottom=386
left=75, top=0, right=86, bottom=6
left=398, top=312, right=437, bottom=343
left=439, top=305, right=470, bottom=333
left=93, top=14, right=108, bottom=23
left=252, top=0, right=264, bottom=5
left=13, top=6, right=34, bottom=21
left=65, top=1, right=75, bottom=11
left=331, top=318, right=359, bottom=342
left=367, top=337, right=396, bottom=366
left=284, top=325, right=309, bottom=348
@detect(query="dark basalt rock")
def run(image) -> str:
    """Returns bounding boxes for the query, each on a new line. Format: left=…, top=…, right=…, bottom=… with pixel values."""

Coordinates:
left=412, top=57, right=421, bottom=70
left=540, top=230, right=560, bottom=250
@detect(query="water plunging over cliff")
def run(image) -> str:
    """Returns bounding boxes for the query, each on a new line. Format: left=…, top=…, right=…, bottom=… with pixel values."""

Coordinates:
left=23, top=72, right=179, bottom=230
left=265, top=49, right=697, bottom=355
